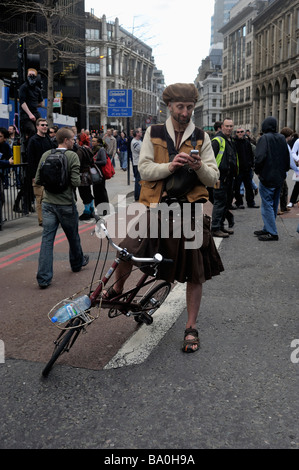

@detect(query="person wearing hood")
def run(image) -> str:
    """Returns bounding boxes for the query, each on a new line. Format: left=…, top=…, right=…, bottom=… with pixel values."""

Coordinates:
left=19, top=68, right=44, bottom=139
left=254, top=117, right=290, bottom=241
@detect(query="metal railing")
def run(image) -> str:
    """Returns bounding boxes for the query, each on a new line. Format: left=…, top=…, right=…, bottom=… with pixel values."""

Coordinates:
left=0, top=163, right=34, bottom=230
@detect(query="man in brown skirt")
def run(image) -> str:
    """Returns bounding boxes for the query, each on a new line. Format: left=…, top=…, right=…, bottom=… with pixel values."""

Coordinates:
left=104, top=83, right=224, bottom=352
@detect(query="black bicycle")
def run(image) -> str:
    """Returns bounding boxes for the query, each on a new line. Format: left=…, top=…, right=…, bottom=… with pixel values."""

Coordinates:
left=42, top=217, right=172, bottom=377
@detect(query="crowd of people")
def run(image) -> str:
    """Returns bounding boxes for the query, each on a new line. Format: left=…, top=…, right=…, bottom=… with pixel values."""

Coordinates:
left=207, top=118, right=299, bottom=240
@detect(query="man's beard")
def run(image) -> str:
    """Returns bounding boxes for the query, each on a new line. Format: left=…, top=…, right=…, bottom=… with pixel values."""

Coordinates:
left=172, top=114, right=190, bottom=126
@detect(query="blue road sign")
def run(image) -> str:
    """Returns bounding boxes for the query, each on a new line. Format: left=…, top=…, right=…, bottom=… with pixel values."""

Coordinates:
left=107, top=89, right=133, bottom=117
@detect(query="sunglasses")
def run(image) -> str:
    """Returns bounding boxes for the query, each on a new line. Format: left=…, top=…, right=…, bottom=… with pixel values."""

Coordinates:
left=39, top=123, right=48, bottom=127
left=236, top=131, right=244, bottom=133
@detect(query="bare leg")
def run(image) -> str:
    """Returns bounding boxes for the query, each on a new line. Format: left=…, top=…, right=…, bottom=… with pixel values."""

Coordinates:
left=103, top=259, right=133, bottom=296
left=185, top=281, right=202, bottom=351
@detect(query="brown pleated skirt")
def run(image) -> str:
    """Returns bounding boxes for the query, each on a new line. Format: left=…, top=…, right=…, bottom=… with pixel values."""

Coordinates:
left=119, top=203, right=224, bottom=284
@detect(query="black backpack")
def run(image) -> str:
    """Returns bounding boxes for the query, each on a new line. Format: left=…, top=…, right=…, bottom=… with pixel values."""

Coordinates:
left=40, top=149, right=69, bottom=193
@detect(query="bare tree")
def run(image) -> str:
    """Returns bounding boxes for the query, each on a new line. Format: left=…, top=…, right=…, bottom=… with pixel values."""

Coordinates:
left=0, top=0, right=86, bottom=125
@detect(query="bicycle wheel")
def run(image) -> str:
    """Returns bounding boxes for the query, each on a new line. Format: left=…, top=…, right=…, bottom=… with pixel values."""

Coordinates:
left=42, top=317, right=82, bottom=377
left=135, top=281, right=171, bottom=323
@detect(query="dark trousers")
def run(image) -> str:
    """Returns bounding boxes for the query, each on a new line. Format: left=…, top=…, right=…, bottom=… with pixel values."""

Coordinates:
left=133, top=165, right=141, bottom=201
left=234, top=170, right=255, bottom=207
left=78, top=185, right=94, bottom=205
left=212, top=176, right=234, bottom=231
left=290, top=182, right=299, bottom=204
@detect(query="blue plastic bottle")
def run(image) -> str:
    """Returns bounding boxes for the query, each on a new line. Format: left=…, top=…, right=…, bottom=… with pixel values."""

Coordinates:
left=51, top=295, right=91, bottom=323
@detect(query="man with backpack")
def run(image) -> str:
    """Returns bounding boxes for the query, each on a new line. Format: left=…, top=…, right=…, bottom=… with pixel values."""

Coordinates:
left=35, top=127, right=89, bottom=289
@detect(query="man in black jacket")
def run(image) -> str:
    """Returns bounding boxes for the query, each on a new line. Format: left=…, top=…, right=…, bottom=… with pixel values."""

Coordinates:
left=234, top=127, right=258, bottom=209
left=27, top=118, right=55, bottom=225
left=211, top=118, right=238, bottom=238
left=19, top=68, right=43, bottom=139
left=254, top=117, right=290, bottom=241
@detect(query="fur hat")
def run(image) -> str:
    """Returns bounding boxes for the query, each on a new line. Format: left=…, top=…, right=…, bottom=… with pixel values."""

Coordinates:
left=162, top=83, right=199, bottom=105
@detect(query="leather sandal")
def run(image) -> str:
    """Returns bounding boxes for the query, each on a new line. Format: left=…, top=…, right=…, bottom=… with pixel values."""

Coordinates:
left=182, top=327, right=200, bottom=353
left=102, top=287, right=123, bottom=300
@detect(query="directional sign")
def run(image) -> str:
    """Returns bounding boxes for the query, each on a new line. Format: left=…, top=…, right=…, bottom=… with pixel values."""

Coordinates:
left=107, top=89, right=133, bottom=117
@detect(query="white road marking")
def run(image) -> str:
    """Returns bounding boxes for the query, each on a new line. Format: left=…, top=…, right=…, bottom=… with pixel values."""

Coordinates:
left=104, top=236, right=223, bottom=369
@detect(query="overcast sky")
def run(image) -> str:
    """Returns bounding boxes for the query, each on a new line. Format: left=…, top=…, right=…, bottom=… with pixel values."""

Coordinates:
left=85, top=0, right=215, bottom=86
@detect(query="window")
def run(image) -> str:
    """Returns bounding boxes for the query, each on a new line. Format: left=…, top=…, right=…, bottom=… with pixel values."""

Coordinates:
left=245, top=108, right=250, bottom=123
left=86, top=46, right=100, bottom=57
left=87, top=63, right=100, bottom=75
left=212, top=85, right=217, bottom=93
left=88, top=81, right=101, bottom=105
left=212, top=98, right=217, bottom=107
left=86, top=29, right=100, bottom=40
left=246, top=86, right=251, bottom=101
left=247, top=41, right=251, bottom=56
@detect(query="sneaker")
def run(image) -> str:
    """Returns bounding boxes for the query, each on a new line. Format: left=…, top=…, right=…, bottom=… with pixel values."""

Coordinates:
left=212, top=230, right=229, bottom=238
left=254, top=230, right=268, bottom=236
left=79, top=212, right=91, bottom=221
left=287, top=202, right=293, bottom=208
left=72, top=255, right=89, bottom=272
left=39, top=283, right=51, bottom=289
left=258, top=233, right=278, bottom=241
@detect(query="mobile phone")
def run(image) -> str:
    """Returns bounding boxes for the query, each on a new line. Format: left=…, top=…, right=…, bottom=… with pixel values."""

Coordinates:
left=190, top=149, right=199, bottom=161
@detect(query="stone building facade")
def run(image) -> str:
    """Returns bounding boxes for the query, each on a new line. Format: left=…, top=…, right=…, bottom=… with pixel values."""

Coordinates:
left=85, top=13, right=161, bottom=132
left=220, top=0, right=268, bottom=133
left=218, top=0, right=299, bottom=135
left=252, top=0, right=299, bottom=133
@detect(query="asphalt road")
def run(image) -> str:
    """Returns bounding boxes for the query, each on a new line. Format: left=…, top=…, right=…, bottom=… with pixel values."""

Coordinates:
left=0, top=185, right=298, bottom=450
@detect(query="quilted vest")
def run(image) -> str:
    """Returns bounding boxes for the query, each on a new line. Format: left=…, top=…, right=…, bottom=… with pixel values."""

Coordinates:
left=139, top=124, right=209, bottom=207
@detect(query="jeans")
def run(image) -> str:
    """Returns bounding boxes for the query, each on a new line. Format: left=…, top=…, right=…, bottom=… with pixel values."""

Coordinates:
left=133, top=165, right=141, bottom=201
left=120, top=151, right=128, bottom=169
left=259, top=182, right=281, bottom=236
left=37, top=202, right=84, bottom=285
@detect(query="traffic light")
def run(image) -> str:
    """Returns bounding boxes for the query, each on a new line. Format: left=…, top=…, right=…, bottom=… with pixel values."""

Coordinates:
left=26, top=53, right=40, bottom=72
left=17, top=39, right=25, bottom=87
left=17, top=38, right=40, bottom=87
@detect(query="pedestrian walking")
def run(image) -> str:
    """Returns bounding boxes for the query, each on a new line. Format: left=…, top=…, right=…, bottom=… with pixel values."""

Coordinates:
left=254, top=117, right=290, bottom=241
left=35, top=127, right=89, bottom=288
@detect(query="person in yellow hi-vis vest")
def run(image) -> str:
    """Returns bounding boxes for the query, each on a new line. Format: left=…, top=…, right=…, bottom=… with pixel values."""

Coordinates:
left=211, top=118, right=238, bottom=238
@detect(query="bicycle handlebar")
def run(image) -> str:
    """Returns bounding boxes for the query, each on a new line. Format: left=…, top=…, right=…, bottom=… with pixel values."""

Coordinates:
left=93, top=214, right=173, bottom=265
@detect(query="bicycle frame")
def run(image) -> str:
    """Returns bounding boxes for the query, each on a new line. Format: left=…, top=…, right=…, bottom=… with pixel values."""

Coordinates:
left=42, top=216, right=172, bottom=376
left=89, top=255, right=159, bottom=315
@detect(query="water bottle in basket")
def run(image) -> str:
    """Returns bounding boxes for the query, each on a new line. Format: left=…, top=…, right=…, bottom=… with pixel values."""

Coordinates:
left=51, top=295, right=91, bottom=324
